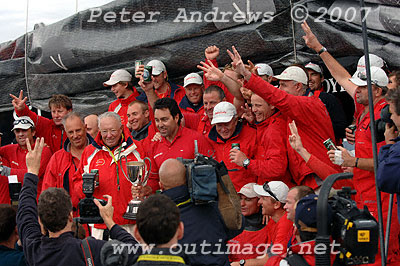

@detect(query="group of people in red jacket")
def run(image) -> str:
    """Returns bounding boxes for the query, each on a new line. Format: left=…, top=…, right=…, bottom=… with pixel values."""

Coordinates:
left=2, top=21, right=400, bottom=266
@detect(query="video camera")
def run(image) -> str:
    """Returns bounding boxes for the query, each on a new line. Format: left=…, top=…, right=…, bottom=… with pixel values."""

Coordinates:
left=76, top=169, right=107, bottom=224
left=375, top=104, right=394, bottom=143
left=316, top=173, right=379, bottom=266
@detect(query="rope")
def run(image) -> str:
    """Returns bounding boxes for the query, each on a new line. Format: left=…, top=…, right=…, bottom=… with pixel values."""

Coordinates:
left=289, top=0, right=298, bottom=63
left=24, top=0, right=32, bottom=105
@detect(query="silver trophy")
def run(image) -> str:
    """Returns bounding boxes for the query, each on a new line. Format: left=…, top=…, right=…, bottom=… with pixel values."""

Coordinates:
left=122, top=157, right=151, bottom=220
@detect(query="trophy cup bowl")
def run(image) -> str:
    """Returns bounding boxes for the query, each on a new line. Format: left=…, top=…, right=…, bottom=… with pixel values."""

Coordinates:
left=122, top=158, right=151, bottom=220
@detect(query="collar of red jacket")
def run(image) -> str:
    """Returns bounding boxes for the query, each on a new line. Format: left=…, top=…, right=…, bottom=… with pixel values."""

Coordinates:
left=208, top=120, right=244, bottom=143
left=117, top=90, right=139, bottom=105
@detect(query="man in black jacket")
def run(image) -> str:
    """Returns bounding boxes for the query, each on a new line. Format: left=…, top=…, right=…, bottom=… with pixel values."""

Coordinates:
left=16, top=137, right=138, bottom=266
left=159, top=158, right=244, bottom=266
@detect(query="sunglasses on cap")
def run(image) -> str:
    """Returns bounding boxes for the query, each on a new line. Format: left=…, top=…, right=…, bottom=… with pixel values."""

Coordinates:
left=357, top=71, right=379, bottom=85
left=13, top=119, right=33, bottom=127
left=262, top=182, right=280, bottom=202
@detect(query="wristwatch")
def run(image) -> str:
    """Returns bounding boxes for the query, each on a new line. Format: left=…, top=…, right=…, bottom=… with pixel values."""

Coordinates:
left=239, top=259, right=246, bottom=266
left=318, top=47, right=327, bottom=55
left=243, top=159, right=250, bottom=169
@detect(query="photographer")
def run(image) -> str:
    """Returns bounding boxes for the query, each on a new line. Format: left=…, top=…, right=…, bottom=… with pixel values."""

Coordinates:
left=377, top=87, right=400, bottom=224
left=132, top=194, right=189, bottom=265
left=17, top=137, right=138, bottom=266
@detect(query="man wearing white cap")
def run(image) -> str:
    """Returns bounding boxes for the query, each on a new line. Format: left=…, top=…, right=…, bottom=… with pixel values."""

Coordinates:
left=229, top=183, right=270, bottom=264
left=238, top=181, right=292, bottom=265
left=208, top=102, right=257, bottom=191
left=104, top=69, right=140, bottom=134
left=0, top=116, right=52, bottom=203
left=137, top=60, right=185, bottom=103
left=178, top=73, right=205, bottom=130
left=255, top=63, right=274, bottom=83
left=304, top=62, right=348, bottom=141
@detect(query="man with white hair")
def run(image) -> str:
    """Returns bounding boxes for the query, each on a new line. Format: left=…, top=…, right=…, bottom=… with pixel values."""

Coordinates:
left=73, top=111, right=145, bottom=240
left=208, top=102, right=257, bottom=191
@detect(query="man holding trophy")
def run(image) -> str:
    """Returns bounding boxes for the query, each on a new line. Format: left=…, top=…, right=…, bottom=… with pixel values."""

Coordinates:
left=73, top=112, right=147, bottom=240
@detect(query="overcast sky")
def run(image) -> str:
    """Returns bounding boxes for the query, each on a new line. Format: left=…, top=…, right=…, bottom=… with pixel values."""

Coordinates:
left=0, top=0, right=113, bottom=44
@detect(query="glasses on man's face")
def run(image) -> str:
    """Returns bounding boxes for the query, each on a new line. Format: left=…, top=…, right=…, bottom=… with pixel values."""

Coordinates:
left=262, top=182, right=280, bottom=202
left=100, top=129, right=119, bottom=135
left=14, top=119, right=33, bottom=126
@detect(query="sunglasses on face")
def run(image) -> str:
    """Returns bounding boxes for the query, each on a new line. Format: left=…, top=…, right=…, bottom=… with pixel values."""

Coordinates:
left=262, top=182, right=280, bottom=202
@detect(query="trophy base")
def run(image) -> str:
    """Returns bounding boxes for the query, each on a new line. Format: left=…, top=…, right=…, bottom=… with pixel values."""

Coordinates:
left=123, top=200, right=141, bottom=220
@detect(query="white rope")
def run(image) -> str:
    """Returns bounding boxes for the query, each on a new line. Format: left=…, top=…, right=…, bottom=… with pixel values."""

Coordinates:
left=24, top=0, right=32, bottom=104
left=289, top=0, right=298, bottom=63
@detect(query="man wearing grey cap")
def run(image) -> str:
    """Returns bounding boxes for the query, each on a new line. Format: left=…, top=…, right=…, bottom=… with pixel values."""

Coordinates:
left=0, top=116, right=52, bottom=203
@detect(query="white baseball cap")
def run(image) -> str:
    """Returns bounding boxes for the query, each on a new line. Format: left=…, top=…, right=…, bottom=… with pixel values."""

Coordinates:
left=253, top=181, right=289, bottom=203
left=305, top=62, right=323, bottom=74
left=357, top=54, right=385, bottom=73
left=147, top=60, right=166, bottom=76
left=255, top=63, right=274, bottom=76
left=349, top=66, right=389, bottom=87
left=274, top=66, right=308, bottom=85
left=12, top=116, right=35, bottom=131
left=103, top=69, right=132, bottom=86
left=238, top=183, right=258, bottom=198
left=184, top=73, right=203, bottom=87
left=211, top=102, right=237, bottom=125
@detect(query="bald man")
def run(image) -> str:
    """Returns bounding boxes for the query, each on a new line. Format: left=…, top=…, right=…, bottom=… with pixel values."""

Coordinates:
left=159, top=159, right=243, bottom=266
left=84, top=114, right=99, bottom=139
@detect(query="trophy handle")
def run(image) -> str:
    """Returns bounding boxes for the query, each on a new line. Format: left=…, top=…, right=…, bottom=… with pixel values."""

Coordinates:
left=120, top=155, right=130, bottom=183
left=142, top=157, right=152, bottom=186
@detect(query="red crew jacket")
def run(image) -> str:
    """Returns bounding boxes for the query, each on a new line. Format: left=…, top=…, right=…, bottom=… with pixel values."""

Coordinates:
left=354, top=97, right=400, bottom=265
left=208, top=122, right=258, bottom=191
left=147, top=126, right=215, bottom=192
left=42, top=140, right=83, bottom=209
left=0, top=143, right=51, bottom=203
left=250, top=112, right=293, bottom=186
left=245, top=74, right=341, bottom=189
left=108, top=91, right=139, bottom=133
left=15, top=104, right=67, bottom=153
left=72, top=134, right=145, bottom=228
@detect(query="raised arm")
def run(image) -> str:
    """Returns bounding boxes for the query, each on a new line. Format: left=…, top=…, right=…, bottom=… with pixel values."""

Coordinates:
left=301, top=21, right=357, bottom=98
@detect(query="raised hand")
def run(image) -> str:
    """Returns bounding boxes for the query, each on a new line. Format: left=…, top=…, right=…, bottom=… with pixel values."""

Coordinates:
left=301, top=21, right=323, bottom=52
left=241, top=103, right=255, bottom=124
left=138, top=75, right=154, bottom=93
left=246, top=60, right=258, bottom=75
left=205, top=45, right=220, bottom=61
left=10, top=90, right=27, bottom=111
left=197, top=60, right=224, bottom=81
left=26, top=137, right=45, bottom=175
left=227, top=46, right=251, bottom=80
left=94, top=195, right=115, bottom=229
left=288, top=120, right=304, bottom=152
